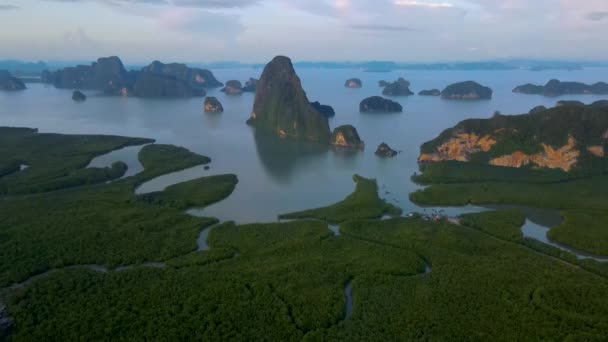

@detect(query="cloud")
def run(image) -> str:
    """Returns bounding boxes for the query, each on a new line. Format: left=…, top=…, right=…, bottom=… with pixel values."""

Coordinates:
left=393, top=0, right=454, bottom=9
left=158, top=8, right=243, bottom=35
left=171, top=0, right=259, bottom=8
left=43, top=0, right=259, bottom=8
left=0, top=4, right=19, bottom=10
left=348, top=24, right=418, bottom=32
left=587, top=11, right=608, bottom=21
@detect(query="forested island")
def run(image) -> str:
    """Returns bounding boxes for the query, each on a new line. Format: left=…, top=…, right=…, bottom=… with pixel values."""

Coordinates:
left=441, top=81, right=492, bottom=100
left=42, top=57, right=223, bottom=98
left=513, top=79, right=608, bottom=96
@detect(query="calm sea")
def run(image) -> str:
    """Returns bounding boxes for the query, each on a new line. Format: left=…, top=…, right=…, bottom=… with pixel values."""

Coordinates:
left=2, top=67, right=607, bottom=223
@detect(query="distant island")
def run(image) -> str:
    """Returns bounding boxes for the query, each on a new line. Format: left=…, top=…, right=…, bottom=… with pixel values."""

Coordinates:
left=360, top=96, right=403, bottom=112
left=42, top=57, right=222, bottom=98
left=441, top=81, right=492, bottom=100
left=381, top=77, right=413, bottom=96
left=0, top=70, right=26, bottom=91
left=242, top=78, right=258, bottom=92
left=72, top=90, right=86, bottom=102
left=513, top=79, right=608, bottom=96
left=418, top=89, right=441, bottom=96
left=345, top=78, right=362, bottom=88
left=221, top=80, right=244, bottom=95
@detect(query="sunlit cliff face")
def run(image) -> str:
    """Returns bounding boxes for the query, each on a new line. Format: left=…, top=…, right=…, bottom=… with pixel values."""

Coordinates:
left=419, top=131, right=606, bottom=172
left=418, top=133, right=497, bottom=162
left=488, top=137, right=580, bottom=172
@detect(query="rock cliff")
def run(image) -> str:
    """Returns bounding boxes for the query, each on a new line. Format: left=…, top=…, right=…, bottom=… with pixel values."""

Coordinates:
left=331, top=125, right=364, bottom=149
left=247, top=56, right=330, bottom=142
left=375, top=143, right=398, bottom=157
left=419, top=104, right=608, bottom=172
left=204, top=97, right=224, bottom=113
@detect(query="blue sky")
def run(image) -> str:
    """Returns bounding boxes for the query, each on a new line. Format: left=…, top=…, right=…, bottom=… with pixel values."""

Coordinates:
left=0, top=0, right=607, bottom=63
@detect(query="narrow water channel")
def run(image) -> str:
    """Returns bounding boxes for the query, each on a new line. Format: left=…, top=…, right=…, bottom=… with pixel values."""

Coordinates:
left=86, top=144, right=148, bottom=179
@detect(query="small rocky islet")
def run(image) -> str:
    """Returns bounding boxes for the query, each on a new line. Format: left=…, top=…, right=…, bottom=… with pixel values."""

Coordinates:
left=204, top=97, right=224, bottom=113
left=221, top=80, right=244, bottom=95
left=72, top=90, right=86, bottom=102
left=330, top=125, right=364, bottom=149
left=381, top=77, right=413, bottom=96
left=360, top=96, right=403, bottom=112
left=345, top=78, right=362, bottom=88
left=375, top=143, right=398, bottom=157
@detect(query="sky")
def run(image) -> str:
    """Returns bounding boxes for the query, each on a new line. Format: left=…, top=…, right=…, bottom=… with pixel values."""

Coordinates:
left=0, top=0, right=607, bottom=63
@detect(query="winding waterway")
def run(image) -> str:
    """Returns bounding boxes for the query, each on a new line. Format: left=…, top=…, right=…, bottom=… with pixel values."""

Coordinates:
left=2, top=67, right=608, bottom=269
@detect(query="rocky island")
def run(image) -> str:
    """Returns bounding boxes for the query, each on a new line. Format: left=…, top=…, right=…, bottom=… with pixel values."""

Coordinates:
left=441, top=81, right=492, bottom=100
left=381, top=77, right=413, bottom=96
left=418, top=89, right=441, bottom=96
left=242, top=78, right=258, bottom=92
left=221, top=80, right=243, bottom=95
left=43, top=57, right=222, bottom=98
left=418, top=103, right=608, bottom=172
left=513, top=79, right=608, bottom=96
left=375, top=143, right=398, bottom=157
left=360, top=96, right=403, bottom=112
left=247, top=56, right=330, bottom=142
left=0, top=70, right=26, bottom=91
left=345, top=78, right=362, bottom=88
left=72, top=90, right=86, bottom=102
left=204, top=97, right=223, bottom=113
left=310, top=101, right=335, bottom=117
left=330, top=125, right=364, bottom=149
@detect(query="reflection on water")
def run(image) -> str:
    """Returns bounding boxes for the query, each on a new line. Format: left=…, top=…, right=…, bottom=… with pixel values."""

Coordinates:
left=253, top=130, right=330, bottom=184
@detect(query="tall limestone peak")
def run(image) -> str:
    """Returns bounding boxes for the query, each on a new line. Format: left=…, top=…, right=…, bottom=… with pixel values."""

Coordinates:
left=248, top=56, right=330, bottom=142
